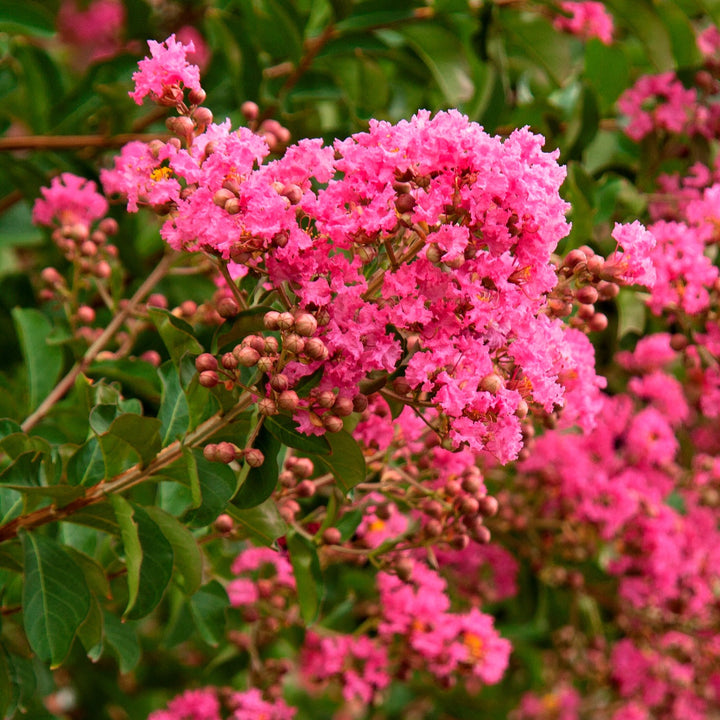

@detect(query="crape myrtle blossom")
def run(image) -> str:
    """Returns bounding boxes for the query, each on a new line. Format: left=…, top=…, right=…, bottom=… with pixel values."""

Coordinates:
left=553, top=2, right=614, bottom=45
left=33, top=173, right=109, bottom=229
left=105, top=46, right=657, bottom=462
left=130, top=34, right=203, bottom=106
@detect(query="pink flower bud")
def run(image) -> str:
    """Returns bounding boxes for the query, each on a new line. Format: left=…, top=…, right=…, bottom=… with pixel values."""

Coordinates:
left=76, top=305, right=96, bottom=324
left=296, top=480, right=315, bottom=498
left=193, top=106, right=213, bottom=128
left=199, top=370, right=219, bottom=387
left=214, top=513, right=234, bottom=534
left=241, top=101, right=259, bottom=120
left=213, top=188, right=235, bottom=207
left=196, top=353, right=218, bottom=372
left=332, top=396, right=354, bottom=417
left=217, top=297, right=240, bottom=318
left=576, top=285, right=598, bottom=304
left=258, top=398, right=278, bottom=416
left=233, top=345, right=260, bottom=367
left=294, top=312, right=317, bottom=337
left=270, top=374, right=290, bottom=392
left=141, top=350, right=162, bottom=367
left=322, top=414, right=344, bottom=433
left=284, top=333, right=305, bottom=354
left=478, top=495, right=499, bottom=517
left=94, top=260, right=112, bottom=279
left=221, top=352, right=238, bottom=369
left=264, top=311, right=281, bottom=330
left=276, top=312, right=294, bottom=331
left=322, top=527, right=342, bottom=545
left=245, top=448, right=265, bottom=467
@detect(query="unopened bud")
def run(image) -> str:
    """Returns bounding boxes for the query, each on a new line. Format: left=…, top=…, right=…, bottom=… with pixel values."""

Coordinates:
left=217, top=297, right=240, bottom=318
left=245, top=448, right=265, bottom=467
left=196, top=353, right=218, bottom=372
left=264, top=310, right=281, bottom=330
left=322, top=414, right=344, bottom=433
left=304, top=337, right=329, bottom=361
left=322, top=527, right=342, bottom=545
left=241, top=101, right=259, bottom=121
left=199, top=370, right=219, bottom=387
left=214, top=513, right=234, bottom=534
left=213, top=188, right=236, bottom=207
left=588, top=313, right=608, bottom=332
left=477, top=495, right=499, bottom=517
left=234, top=346, right=260, bottom=367
left=284, top=333, right=305, bottom=354
left=294, top=313, right=318, bottom=337
left=332, top=396, right=354, bottom=417
left=480, top=373, right=504, bottom=393
left=76, top=305, right=96, bottom=324
left=258, top=398, right=278, bottom=416
left=316, top=390, right=336, bottom=409
left=576, top=285, right=598, bottom=304
left=270, top=374, right=290, bottom=392
left=277, top=390, right=300, bottom=412
left=296, top=480, right=315, bottom=498
left=193, top=106, right=213, bottom=128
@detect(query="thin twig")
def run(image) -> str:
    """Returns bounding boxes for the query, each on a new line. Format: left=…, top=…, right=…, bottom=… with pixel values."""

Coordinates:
left=21, top=250, right=180, bottom=433
left=0, top=133, right=171, bottom=152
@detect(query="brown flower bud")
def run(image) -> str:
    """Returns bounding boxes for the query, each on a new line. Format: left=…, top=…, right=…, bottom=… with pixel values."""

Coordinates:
left=199, top=370, right=219, bottom=387
left=214, top=513, right=234, bottom=534
left=277, top=390, right=300, bottom=412
left=217, top=297, right=240, bottom=318
left=245, top=448, right=265, bottom=467
left=304, top=337, right=329, bottom=361
left=576, top=285, right=598, bottom=304
left=332, top=396, right=354, bottom=417
left=276, top=312, right=295, bottom=331
left=284, top=333, right=305, bottom=354
left=294, top=313, right=318, bottom=337
left=258, top=398, right=278, bottom=416
left=477, top=495, right=499, bottom=517
left=296, top=480, right=315, bottom=498
left=322, top=414, right=344, bottom=433
left=234, top=345, right=260, bottom=367
left=322, top=527, right=342, bottom=545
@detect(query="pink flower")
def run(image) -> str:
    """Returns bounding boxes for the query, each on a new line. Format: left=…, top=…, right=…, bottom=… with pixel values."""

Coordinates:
left=607, top=221, right=657, bottom=287
left=130, top=34, right=203, bottom=106
left=554, top=2, right=614, bottom=44
left=148, top=688, right=221, bottom=720
left=33, top=173, right=108, bottom=228
left=57, top=0, right=125, bottom=63
left=228, top=689, right=296, bottom=720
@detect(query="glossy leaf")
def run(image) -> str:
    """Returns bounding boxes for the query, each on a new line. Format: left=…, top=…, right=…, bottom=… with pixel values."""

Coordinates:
left=157, top=362, right=190, bottom=446
left=149, top=307, right=203, bottom=366
left=11, top=308, right=63, bottom=412
left=265, top=414, right=331, bottom=455
left=21, top=531, right=91, bottom=667
left=226, top=499, right=289, bottom=545
left=312, top=430, right=366, bottom=494
left=67, top=437, right=106, bottom=487
left=112, top=497, right=174, bottom=620
left=287, top=530, right=323, bottom=624
left=0, top=1, right=54, bottom=37
left=182, top=449, right=236, bottom=527
left=145, top=506, right=203, bottom=595
left=233, top=423, right=281, bottom=509
left=97, top=413, right=162, bottom=476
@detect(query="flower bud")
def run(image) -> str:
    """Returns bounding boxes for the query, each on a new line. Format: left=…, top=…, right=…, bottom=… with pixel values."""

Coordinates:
left=322, top=414, right=344, bottom=433
left=294, top=313, right=318, bottom=337
left=217, top=297, right=240, bottom=318
left=233, top=345, right=260, bottom=367
left=196, top=353, right=218, bottom=372
left=258, top=398, right=278, bottom=416
left=322, top=527, right=342, bottom=545
left=477, top=495, right=499, bottom=517
left=588, top=313, right=608, bottom=332
left=284, top=333, right=305, bottom=354
left=424, top=519, right=443, bottom=538
left=296, top=480, right=315, bottom=498
left=216, top=442, right=237, bottom=464
left=277, top=390, right=300, bottom=412
left=224, top=198, right=241, bottom=215
left=203, top=443, right=218, bottom=461
left=316, top=390, right=336, bottom=409
left=332, top=396, right=354, bottom=417
left=245, top=448, right=265, bottom=467
left=576, top=285, right=598, bottom=304
left=98, top=218, right=118, bottom=235
left=76, top=305, right=96, bottom=324
left=193, top=106, right=213, bottom=128
left=94, top=260, right=112, bottom=279
left=277, top=312, right=295, bottom=331
left=263, top=310, right=281, bottom=330
left=304, top=337, right=329, bottom=361
left=449, top=533, right=470, bottom=551
left=291, top=458, right=314, bottom=479
left=480, top=373, right=504, bottom=393
left=270, top=374, right=290, bottom=392
left=199, top=370, right=219, bottom=387
left=257, top=356, right=274, bottom=373
left=214, top=513, right=234, bottom=534
left=241, top=100, right=259, bottom=120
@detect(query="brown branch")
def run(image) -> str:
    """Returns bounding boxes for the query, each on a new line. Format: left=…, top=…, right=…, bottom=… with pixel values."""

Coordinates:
left=1, top=392, right=255, bottom=544
left=21, top=250, right=180, bottom=433
left=0, top=133, right=171, bottom=152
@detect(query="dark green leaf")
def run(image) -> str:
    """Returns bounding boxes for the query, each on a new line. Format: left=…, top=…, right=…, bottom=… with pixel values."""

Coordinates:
left=67, top=437, right=106, bottom=487
left=312, top=430, right=366, bottom=494
left=265, top=414, right=331, bottom=455
left=226, top=499, right=289, bottom=545
left=158, top=362, right=190, bottom=445
left=233, top=423, right=281, bottom=509
left=145, top=506, right=203, bottom=595
left=77, top=596, right=104, bottom=660
left=102, top=610, right=140, bottom=673
left=0, top=1, right=54, bottom=36
left=65, top=547, right=110, bottom=599
left=287, top=531, right=323, bottom=624
left=188, top=580, right=228, bottom=646
left=584, top=39, right=630, bottom=111
left=21, top=531, right=91, bottom=667
left=0, top=451, right=42, bottom=487
left=86, top=359, right=162, bottom=405
left=182, top=449, right=236, bottom=527
left=656, top=1, right=701, bottom=68
left=149, top=308, right=203, bottom=366
left=399, top=24, right=474, bottom=105
left=97, top=414, right=162, bottom=475
left=112, top=497, right=174, bottom=620
left=214, top=306, right=275, bottom=353
left=11, top=308, right=63, bottom=413
left=61, top=502, right=119, bottom=535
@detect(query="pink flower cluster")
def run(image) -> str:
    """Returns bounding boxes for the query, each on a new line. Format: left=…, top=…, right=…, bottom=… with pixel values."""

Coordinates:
left=553, top=2, right=614, bottom=44
left=105, top=40, right=634, bottom=461
left=33, top=173, right=108, bottom=229
left=377, top=560, right=511, bottom=687
left=57, top=0, right=125, bottom=63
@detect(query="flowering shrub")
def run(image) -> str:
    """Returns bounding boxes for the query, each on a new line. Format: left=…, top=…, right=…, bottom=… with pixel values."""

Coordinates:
left=1, top=2, right=720, bottom=720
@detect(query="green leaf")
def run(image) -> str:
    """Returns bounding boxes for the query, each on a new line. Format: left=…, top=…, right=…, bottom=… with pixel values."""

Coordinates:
left=158, top=362, right=190, bottom=446
left=86, top=359, right=162, bottom=405
left=617, top=288, right=647, bottom=339
left=145, top=506, right=203, bottom=595
left=584, top=39, right=630, bottom=111
left=656, top=1, right=701, bottom=68
left=77, top=596, right=104, bottom=660
left=226, top=499, right=289, bottom=545
left=562, top=82, right=600, bottom=161
left=233, top=423, right=281, bottom=509
left=97, top=414, right=162, bottom=475
left=65, top=547, right=110, bottom=599
left=0, top=1, right=54, bottom=36
left=182, top=449, right=237, bottom=527
left=398, top=24, right=474, bottom=105
left=188, top=580, right=228, bottom=646
left=287, top=531, right=323, bottom=624
left=0, top=451, right=43, bottom=487
left=102, top=610, right=140, bottom=673
left=312, top=430, right=366, bottom=494
left=21, top=531, right=91, bottom=667
left=67, top=437, right=106, bottom=487
left=112, top=497, right=174, bottom=620
left=61, top=502, right=119, bottom=535
left=265, top=414, right=331, bottom=455
left=11, top=308, right=63, bottom=413
left=149, top=308, right=203, bottom=366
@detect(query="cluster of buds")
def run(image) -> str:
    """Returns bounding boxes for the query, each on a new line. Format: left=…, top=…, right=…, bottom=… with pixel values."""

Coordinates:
left=275, top=456, right=317, bottom=523
left=202, top=440, right=265, bottom=468
left=549, top=245, right=621, bottom=332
